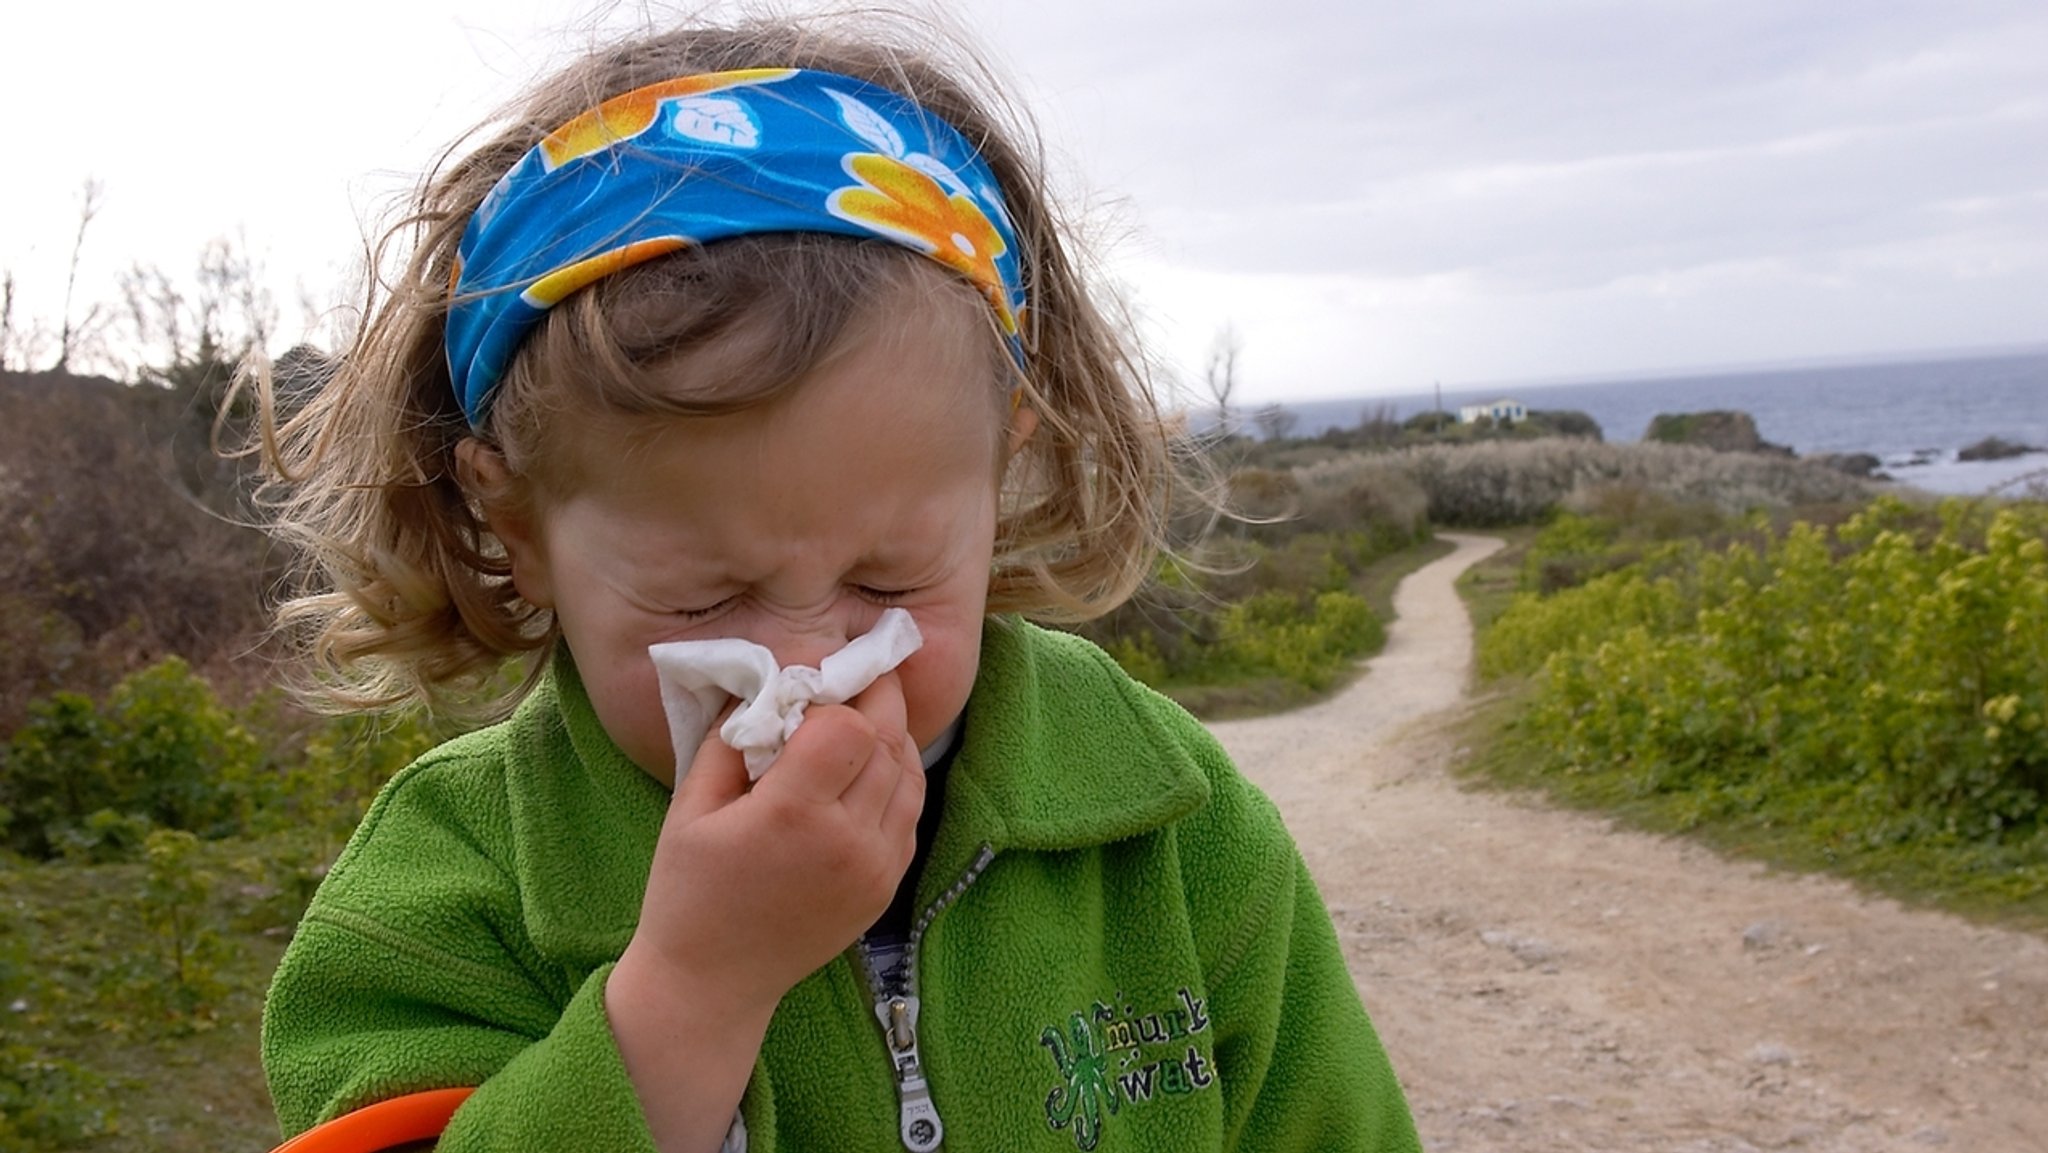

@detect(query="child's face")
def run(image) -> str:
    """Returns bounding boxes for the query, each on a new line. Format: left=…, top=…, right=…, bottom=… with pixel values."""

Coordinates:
left=496, top=293, right=1022, bottom=782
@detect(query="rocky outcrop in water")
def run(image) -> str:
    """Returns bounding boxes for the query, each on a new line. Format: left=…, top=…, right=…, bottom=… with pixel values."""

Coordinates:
left=1804, top=452, right=1885, bottom=479
left=1958, top=436, right=2043, bottom=462
left=1644, top=410, right=1793, bottom=456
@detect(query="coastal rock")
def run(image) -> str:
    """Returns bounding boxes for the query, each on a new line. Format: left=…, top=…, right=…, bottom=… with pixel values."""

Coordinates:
left=1804, top=451, right=1884, bottom=478
left=1958, top=436, right=2043, bottom=462
left=1643, top=410, right=1792, bottom=456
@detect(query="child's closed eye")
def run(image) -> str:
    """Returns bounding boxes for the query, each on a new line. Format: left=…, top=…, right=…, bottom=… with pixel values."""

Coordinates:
left=665, top=587, right=911, bottom=619
left=670, top=596, right=737, bottom=621
left=855, top=585, right=914, bottom=605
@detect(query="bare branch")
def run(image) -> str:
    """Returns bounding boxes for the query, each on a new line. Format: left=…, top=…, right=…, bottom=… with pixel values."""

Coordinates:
left=1204, top=323, right=1243, bottom=437
left=1252, top=403, right=1297, bottom=441
left=122, top=262, right=189, bottom=380
left=232, top=226, right=276, bottom=355
left=0, top=269, right=53, bottom=372
left=0, top=270, right=17, bottom=373
left=54, top=176, right=106, bottom=373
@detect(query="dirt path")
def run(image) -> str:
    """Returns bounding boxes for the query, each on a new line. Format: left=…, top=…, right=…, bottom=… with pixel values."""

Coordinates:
left=1207, top=533, right=2048, bottom=1153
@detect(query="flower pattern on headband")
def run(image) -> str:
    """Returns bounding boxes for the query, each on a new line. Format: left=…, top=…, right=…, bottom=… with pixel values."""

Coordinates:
left=817, top=87, right=1021, bottom=334
left=522, top=237, right=691, bottom=309
left=538, top=69, right=796, bottom=170
left=447, top=68, right=1029, bottom=425
left=830, top=153, right=1016, bottom=334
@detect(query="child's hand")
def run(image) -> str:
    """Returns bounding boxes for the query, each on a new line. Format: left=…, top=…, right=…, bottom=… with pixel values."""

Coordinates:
left=609, top=673, right=925, bottom=1150
left=622, top=671, right=926, bottom=1015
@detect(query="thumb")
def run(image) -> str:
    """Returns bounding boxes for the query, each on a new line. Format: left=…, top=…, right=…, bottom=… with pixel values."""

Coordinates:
left=669, top=729, right=750, bottom=823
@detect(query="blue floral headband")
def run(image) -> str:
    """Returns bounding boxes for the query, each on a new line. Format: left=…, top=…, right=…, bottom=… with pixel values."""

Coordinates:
left=444, top=67, right=1029, bottom=426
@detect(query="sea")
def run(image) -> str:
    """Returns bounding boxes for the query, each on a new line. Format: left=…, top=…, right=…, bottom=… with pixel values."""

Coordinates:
left=1264, top=349, right=2048, bottom=497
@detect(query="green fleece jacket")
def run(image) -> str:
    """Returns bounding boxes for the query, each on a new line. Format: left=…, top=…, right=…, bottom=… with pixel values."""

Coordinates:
left=262, top=619, right=1420, bottom=1152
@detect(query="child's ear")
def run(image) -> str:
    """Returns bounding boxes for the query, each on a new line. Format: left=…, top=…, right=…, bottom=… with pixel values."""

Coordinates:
left=454, top=439, right=556, bottom=609
left=1005, top=395, right=1039, bottom=458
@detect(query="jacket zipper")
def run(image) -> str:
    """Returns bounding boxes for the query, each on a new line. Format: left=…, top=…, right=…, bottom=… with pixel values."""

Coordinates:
left=858, top=843, right=996, bottom=1153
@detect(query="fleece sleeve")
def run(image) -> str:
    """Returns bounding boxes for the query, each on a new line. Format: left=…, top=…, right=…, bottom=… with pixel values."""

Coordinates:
left=1203, top=841, right=1423, bottom=1153
left=260, top=765, right=659, bottom=1151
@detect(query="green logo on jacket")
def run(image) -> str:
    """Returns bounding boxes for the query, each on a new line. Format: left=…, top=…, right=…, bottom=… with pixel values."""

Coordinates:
left=1038, top=986, right=1215, bottom=1150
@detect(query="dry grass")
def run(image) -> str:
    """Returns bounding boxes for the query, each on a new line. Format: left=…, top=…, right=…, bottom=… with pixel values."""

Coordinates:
left=1309, top=439, right=1875, bottom=526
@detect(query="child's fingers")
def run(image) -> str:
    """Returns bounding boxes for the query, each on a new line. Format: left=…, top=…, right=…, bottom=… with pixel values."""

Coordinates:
left=834, top=674, right=914, bottom=820
left=765, top=705, right=877, bottom=806
left=837, top=722, right=921, bottom=831
left=846, top=672, right=909, bottom=746
left=877, top=751, right=927, bottom=856
left=669, top=727, right=751, bottom=824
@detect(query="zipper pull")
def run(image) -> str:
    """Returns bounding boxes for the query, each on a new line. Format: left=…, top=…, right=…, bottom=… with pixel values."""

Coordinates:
left=874, top=994, right=944, bottom=1152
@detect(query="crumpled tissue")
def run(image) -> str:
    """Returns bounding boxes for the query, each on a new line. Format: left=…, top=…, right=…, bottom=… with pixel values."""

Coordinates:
left=649, top=608, right=923, bottom=780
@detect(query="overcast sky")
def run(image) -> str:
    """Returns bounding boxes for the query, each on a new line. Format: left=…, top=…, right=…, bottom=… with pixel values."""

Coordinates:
left=3, top=0, right=2043, bottom=405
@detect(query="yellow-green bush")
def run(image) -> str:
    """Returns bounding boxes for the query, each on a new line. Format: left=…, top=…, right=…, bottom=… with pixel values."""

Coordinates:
left=1076, top=526, right=1403, bottom=698
left=1074, top=449, right=1430, bottom=698
left=1219, top=590, right=1383, bottom=692
left=1484, top=497, right=2048, bottom=847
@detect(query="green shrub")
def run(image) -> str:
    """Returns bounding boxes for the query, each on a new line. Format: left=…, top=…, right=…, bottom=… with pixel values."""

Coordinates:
left=1072, top=446, right=1431, bottom=704
left=0, top=693, right=114, bottom=859
left=0, top=647, right=464, bottom=865
left=1485, top=497, right=2048, bottom=848
left=109, top=659, right=266, bottom=839
left=1525, top=409, right=1603, bottom=441
left=273, top=711, right=443, bottom=844
left=1079, top=528, right=1399, bottom=697
left=0, top=658, right=263, bottom=859
left=1220, top=590, right=1383, bottom=693
left=1520, top=510, right=1623, bottom=594
left=50, top=808, right=156, bottom=864
left=135, top=829, right=230, bottom=1024
left=1102, top=634, right=1169, bottom=686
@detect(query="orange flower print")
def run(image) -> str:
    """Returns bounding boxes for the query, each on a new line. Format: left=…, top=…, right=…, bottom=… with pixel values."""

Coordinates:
left=828, top=153, right=1018, bottom=334
left=539, top=69, right=796, bottom=170
left=520, top=237, right=692, bottom=308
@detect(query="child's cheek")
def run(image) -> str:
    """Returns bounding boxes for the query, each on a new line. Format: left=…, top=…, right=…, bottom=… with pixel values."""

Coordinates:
left=906, top=629, right=984, bottom=751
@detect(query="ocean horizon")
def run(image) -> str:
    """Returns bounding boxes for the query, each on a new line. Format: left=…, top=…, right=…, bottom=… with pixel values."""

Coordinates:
left=1233, top=348, right=2048, bottom=497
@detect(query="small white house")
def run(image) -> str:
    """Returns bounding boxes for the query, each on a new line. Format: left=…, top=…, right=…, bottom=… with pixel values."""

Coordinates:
left=1458, top=398, right=1527, bottom=425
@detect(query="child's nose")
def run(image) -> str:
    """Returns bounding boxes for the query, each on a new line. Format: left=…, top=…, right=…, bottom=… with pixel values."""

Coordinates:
left=760, top=612, right=855, bottom=671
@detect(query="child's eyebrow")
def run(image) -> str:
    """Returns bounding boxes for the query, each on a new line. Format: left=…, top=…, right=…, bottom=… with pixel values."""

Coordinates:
left=609, top=544, right=725, bottom=591
left=861, top=531, right=976, bottom=573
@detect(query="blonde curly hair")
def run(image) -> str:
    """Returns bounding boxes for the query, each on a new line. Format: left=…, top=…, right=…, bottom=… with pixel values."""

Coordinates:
left=255, top=9, right=1178, bottom=719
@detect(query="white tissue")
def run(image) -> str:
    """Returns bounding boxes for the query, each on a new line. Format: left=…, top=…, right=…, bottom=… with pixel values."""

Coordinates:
left=649, top=607, right=924, bottom=780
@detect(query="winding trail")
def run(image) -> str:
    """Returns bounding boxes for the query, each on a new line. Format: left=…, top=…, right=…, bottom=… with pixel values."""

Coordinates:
left=1207, top=533, right=2048, bottom=1153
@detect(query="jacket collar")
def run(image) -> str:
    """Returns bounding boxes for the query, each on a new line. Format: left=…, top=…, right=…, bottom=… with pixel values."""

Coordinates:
left=938, top=617, right=1209, bottom=848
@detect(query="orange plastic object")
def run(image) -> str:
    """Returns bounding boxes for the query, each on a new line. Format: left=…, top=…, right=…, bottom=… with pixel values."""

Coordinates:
left=270, top=1087, right=476, bottom=1153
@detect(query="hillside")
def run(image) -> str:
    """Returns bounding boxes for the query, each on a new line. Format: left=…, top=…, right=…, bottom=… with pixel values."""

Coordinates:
left=0, top=369, right=276, bottom=730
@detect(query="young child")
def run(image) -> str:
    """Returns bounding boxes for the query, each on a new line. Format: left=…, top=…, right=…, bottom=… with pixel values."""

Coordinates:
left=258, top=12, right=1420, bottom=1153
